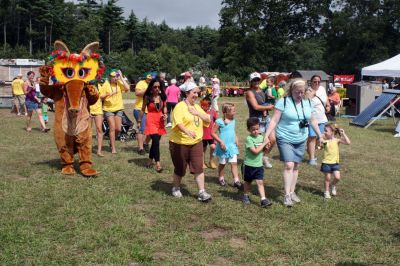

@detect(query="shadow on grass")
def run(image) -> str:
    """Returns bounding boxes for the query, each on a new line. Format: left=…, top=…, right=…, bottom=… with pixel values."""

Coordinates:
left=150, top=180, right=193, bottom=197
left=335, top=262, right=367, bottom=266
left=34, top=158, right=62, bottom=170
left=297, top=184, right=322, bottom=197
left=371, top=127, right=395, bottom=134
left=128, top=157, right=150, bottom=167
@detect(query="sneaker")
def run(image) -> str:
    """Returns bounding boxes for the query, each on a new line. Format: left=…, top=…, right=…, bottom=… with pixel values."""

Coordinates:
left=394, top=133, right=400, bottom=138
left=262, top=156, right=273, bottom=169
left=198, top=191, right=212, bottom=202
left=290, top=192, right=301, bottom=203
left=283, top=194, right=293, bottom=207
left=233, top=181, right=242, bottom=189
left=324, top=191, right=331, bottom=199
left=138, top=149, right=145, bottom=155
left=242, top=194, right=251, bottom=205
left=331, top=186, right=337, bottom=196
left=219, top=178, right=226, bottom=187
left=308, top=158, right=318, bottom=166
left=166, top=122, right=172, bottom=128
left=172, top=187, right=183, bottom=198
left=260, top=198, right=273, bottom=208
left=144, top=144, right=150, bottom=153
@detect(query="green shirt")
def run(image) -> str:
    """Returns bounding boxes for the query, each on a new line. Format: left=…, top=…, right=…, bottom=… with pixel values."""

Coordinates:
left=244, top=135, right=264, bottom=167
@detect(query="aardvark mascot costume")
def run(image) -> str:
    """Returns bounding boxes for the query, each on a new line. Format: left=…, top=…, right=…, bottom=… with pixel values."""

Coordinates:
left=40, top=41, right=105, bottom=176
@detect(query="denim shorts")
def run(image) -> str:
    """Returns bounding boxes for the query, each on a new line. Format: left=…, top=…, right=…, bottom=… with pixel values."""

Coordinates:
left=133, top=109, right=147, bottom=134
left=276, top=138, right=306, bottom=163
left=309, top=123, right=325, bottom=137
left=320, top=163, right=341, bottom=173
left=242, top=164, right=264, bottom=182
left=25, top=100, right=39, bottom=112
left=104, top=110, right=123, bottom=118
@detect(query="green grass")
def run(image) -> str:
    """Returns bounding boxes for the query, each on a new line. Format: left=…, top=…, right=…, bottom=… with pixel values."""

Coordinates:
left=0, top=97, right=399, bottom=265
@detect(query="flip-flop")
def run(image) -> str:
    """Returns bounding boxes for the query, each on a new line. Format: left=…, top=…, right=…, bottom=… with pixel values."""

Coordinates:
left=97, top=153, right=105, bottom=157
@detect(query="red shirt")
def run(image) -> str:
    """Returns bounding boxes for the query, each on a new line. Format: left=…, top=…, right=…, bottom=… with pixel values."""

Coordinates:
left=203, top=109, right=217, bottom=140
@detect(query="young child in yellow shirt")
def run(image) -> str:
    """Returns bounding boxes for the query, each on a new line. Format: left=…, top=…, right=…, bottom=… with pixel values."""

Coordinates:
left=320, top=123, right=351, bottom=199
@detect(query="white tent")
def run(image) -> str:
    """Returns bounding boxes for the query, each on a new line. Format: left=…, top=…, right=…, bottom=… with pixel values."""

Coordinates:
left=362, top=54, right=400, bottom=77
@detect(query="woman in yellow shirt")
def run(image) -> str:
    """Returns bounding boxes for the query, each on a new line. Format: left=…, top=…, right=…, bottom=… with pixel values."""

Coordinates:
left=169, top=82, right=212, bottom=202
left=90, top=81, right=106, bottom=156
left=102, top=70, right=129, bottom=154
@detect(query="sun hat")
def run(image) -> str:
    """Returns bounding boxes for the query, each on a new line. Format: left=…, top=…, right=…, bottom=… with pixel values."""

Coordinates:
left=249, top=72, right=261, bottom=81
left=180, top=82, right=198, bottom=92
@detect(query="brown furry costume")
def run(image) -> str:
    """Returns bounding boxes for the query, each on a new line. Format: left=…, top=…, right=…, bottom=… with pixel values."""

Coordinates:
left=39, top=41, right=103, bottom=176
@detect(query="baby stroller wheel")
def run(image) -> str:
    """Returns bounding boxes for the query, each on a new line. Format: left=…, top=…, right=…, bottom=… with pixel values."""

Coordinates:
left=119, top=133, right=128, bottom=142
left=130, top=132, right=137, bottom=140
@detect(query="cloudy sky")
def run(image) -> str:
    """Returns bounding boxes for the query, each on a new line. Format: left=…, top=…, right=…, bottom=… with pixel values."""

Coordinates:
left=73, top=0, right=222, bottom=29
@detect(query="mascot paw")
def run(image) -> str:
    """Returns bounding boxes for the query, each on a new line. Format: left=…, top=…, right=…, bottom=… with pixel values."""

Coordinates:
left=81, top=168, right=98, bottom=177
left=61, top=165, right=76, bottom=175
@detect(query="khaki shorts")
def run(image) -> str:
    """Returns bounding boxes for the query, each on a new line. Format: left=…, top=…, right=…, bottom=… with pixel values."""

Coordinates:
left=14, top=94, right=26, bottom=105
left=169, top=141, right=203, bottom=177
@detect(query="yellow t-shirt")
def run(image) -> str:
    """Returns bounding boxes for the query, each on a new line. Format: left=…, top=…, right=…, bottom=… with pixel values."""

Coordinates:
left=102, top=80, right=125, bottom=112
left=12, top=79, right=25, bottom=95
left=322, top=139, right=340, bottom=164
left=89, top=83, right=106, bottom=115
left=134, top=80, right=148, bottom=110
left=170, top=101, right=210, bottom=145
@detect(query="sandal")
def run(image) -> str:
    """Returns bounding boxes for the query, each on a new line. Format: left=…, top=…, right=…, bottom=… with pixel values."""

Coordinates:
left=42, top=128, right=50, bottom=133
left=97, top=153, right=105, bottom=157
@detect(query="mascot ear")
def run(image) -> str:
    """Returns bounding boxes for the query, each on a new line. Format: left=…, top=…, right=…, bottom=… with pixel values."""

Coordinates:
left=54, top=40, right=70, bottom=53
left=82, top=42, right=99, bottom=54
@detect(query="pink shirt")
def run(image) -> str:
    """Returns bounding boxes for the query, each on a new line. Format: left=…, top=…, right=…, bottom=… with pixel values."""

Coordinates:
left=203, top=109, right=217, bottom=140
left=165, top=84, right=180, bottom=103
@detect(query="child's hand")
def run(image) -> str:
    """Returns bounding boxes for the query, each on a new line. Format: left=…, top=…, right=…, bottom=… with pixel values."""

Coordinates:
left=339, top=129, right=345, bottom=135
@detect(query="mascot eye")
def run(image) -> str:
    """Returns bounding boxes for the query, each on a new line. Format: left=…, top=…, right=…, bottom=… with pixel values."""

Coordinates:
left=78, top=68, right=90, bottom=79
left=63, top=68, right=75, bottom=78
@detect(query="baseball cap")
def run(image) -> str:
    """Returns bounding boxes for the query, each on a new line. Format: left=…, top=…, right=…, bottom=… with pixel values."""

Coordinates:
left=170, top=79, right=177, bottom=84
left=249, top=72, right=261, bottom=81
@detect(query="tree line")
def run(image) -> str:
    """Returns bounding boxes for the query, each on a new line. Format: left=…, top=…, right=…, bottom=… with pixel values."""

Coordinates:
left=0, top=0, right=399, bottom=81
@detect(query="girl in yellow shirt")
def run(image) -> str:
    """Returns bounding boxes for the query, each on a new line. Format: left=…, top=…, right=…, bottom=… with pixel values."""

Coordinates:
left=320, top=123, right=351, bottom=199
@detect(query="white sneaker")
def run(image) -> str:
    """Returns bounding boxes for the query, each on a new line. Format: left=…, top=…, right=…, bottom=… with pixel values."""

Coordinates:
left=394, top=133, right=400, bottom=138
left=198, top=191, right=212, bottom=202
left=324, top=191, right=331, bottom=199
left=283, top=194, right=293, bottom=207
left=172, top=187, right=182, bottom=198
left=290, top=192, right=301, bottom=203
left=166, top=122, right=172, bottom=128
left=262, top=156, right=273, bottom=169
left=331, top=186, right=337, bottom=196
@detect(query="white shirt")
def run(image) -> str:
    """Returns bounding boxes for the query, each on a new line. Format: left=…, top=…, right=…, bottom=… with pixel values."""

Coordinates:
left=310, top=85, right=328, bottom=124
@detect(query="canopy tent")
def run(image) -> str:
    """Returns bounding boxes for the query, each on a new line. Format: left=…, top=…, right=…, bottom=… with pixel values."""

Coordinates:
left=361, top=54, right=400, bottom=77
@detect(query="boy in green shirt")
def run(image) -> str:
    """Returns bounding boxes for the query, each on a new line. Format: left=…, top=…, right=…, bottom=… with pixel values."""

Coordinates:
left=242, top=117, right=273, bottom=207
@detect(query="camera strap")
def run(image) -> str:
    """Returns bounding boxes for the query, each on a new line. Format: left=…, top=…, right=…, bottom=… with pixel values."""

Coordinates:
left=290, top=97, right=306, bottom=122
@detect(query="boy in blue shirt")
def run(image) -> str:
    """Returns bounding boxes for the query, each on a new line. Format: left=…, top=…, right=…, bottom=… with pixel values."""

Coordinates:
left=242, top=117, right=273, bottom=207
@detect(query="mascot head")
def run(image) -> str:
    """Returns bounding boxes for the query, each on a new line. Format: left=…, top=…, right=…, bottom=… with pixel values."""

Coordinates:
left=46, top=41, right=105, bottom=112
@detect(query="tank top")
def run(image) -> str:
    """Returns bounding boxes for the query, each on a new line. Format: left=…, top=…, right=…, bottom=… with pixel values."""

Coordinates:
left=25, top=83, right=37, bottom=102
left=247, top=89, right=265, bottom=118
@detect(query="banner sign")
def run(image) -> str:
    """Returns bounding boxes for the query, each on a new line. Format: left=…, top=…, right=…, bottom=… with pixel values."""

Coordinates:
left=334, top=74, right=355, bottom=84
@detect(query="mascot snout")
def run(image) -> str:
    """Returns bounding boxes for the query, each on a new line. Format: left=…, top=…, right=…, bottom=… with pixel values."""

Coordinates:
left=65, top=80, right=86, bottom=113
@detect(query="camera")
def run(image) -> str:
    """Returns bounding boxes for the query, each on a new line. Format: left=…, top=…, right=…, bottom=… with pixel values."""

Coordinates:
left=299, top=119, right=309, bottom=129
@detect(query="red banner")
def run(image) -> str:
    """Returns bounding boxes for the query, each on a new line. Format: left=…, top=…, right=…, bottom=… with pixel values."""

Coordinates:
left=334, top=74, right=355, bottom=84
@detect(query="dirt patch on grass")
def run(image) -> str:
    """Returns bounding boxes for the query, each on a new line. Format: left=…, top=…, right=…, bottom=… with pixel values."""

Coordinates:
left=229, top=237, right=247, bottom=249
left=144, top=215, right=156, bottom=227
left=201, top=227, right=228, bottom=241
left=209, top=256, right=233, bottom=266
left=153, top=251, right=168, bottom=262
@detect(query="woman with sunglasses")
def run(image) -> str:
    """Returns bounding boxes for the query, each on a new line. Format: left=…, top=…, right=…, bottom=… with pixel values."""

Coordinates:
left=307, top=75, right=331, bottom=166
left=139, top=78, right=167, bottom=172
left=169, top=82, right=212, bottom=202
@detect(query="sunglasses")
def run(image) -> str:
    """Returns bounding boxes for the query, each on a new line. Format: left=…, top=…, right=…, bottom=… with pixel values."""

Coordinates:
left=153, top=85, right=160, bottom=88
left=312, top=81, right=321, bottom=84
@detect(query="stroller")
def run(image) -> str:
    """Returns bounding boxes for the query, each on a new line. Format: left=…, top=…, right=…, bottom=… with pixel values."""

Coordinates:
left=102, top=111, right=137, bottom=142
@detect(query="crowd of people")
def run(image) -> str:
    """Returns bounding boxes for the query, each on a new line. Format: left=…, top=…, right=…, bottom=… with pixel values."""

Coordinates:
left=10, top=69, right=352, bottom=207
